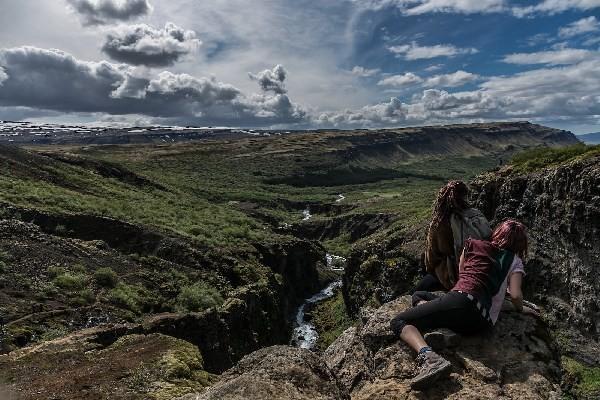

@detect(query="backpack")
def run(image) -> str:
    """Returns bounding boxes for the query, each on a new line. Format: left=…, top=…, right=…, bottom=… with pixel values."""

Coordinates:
left=449, top=208, right=492, bottom=281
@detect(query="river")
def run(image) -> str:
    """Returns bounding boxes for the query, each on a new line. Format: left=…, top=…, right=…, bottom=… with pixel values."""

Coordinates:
left=291, top=252, right=346, bottom=350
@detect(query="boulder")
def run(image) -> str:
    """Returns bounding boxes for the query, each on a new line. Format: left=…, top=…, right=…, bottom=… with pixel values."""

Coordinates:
left=196, top=345, right=349, bottom=400
left=325, top=296, right=562, bottom=399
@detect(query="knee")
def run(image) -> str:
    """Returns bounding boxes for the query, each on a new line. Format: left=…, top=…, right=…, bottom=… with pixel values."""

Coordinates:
left=390, top=316, right=407, bottom=336
left=411, top=292, right=423, bottom=307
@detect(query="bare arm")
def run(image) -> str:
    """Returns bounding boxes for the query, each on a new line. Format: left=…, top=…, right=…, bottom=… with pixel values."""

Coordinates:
left=508, top=272, right=524, bottom=312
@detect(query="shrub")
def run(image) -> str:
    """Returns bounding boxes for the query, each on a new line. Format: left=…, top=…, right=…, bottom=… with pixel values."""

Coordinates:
left=53, top=273, right=87, bottom=291
left=94, top=267, right=119, bottom=288
left=109, top=283, right=151, bottom=314
left=47, top=266, right=67, bottom=279
left=175, top=283, right=224, bottom=313
left=0, top=251, right=9, bottom=273
left=54, top=224, right=68, bottom=235
left=69, top=289, right=96, bottom=306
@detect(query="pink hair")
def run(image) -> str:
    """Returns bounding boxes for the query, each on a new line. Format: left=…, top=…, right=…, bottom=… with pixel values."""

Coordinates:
left=491, top=219, right=528, bottom=259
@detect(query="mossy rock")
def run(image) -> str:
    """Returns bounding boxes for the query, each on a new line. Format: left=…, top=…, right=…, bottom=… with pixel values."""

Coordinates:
left=562, top=356, right=600, bottom=399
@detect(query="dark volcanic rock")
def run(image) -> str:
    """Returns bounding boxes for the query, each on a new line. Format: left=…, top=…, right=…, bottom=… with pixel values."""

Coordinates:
left=182, top=297, right=561, bottom=400
left=325, top=296, right=561, bottom=400
left=196, top=346, right=349, bottom=400
left=470, top=155, right=600, bottom=363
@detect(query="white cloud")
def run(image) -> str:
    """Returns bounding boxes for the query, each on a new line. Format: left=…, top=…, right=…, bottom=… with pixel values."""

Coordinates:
left=0, top=46, right=306, bottom=126
left=353, top=0, right=600, bottom=17
left=351, top=66, right=381, bottom=77
left=559, top=16, right=600, bottom=38
left=377, top=72, right=423, bottom=87
left=101, top=22, right=201, bottom=66
left=67, top=0, right=152, bottom=26
left=0, top=67, right=8, bottom=86
left=317, top=58, right=600, bottom=127
left=352, top=0, right=506, bottom=15
left=425, top=64, right=444, bottom=72
left=316, top=97, right=407, bottom=127
left=503, top=48, right=598, bottom=65
left=513, top=0, right=600, bottom=17
left=248, top=64, right=287, bottom=94
left=424, top=70, right=480, bottom=87
left=389, top=42, right=478, bottom=60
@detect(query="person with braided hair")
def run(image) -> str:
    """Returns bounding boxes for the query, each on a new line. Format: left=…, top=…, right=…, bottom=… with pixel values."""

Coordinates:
left=416, top=180, right=491, bottom=292
left=390, top=219, right=536, bottom=390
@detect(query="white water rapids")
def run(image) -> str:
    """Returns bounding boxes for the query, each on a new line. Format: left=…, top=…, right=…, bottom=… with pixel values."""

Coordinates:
left=291, top=253, right=347, bottom=350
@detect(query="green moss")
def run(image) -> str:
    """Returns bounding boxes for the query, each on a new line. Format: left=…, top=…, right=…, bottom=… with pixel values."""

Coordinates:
left=115, top=334, right=215, bottom=400
left=310, top=291, right=356, bottom=352
left=562, top=356, right=600, bottom=398
left=511, top=144, right=600, bottom=172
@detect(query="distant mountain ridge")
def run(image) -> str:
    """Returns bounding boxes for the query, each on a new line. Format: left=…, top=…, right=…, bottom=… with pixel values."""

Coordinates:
left=0, top=120, right=580, bottom=152
left=578, top=132, right=600, bottom=144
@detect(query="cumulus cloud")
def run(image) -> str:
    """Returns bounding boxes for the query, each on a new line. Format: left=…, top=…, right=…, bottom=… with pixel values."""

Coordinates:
left=0, top=46, right=305, bottom=126
left=0, top=67, right=7, bottom=86
left=101, top=23, right=201, bottom=67
left=558, top=16, right=600, bottom=38
left=388, top=42, right=478, bottom=60
left=351, top=66, right=381, bottom=77
left=316, top=55, right=600, bottom=128
left=512, top=0, right=600, bottom=17
left=423, top=70, right=480, bottom=87
left=503, top=48, right=599, bottom=65
left=316, top=97, right=406, bottom=127
left=67, top=0, right=152, bottom=26
left=378, top=72, right=423, bottom=87
left=353, top=0, right=600, bottom=17
left=353, top=0, right=506, bottom=15
left=248, top=64, right=288, bottom=94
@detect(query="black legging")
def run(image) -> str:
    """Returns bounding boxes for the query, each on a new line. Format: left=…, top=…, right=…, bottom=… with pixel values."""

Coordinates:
left=390, top=291, right=491, bottom=336
left=414, top=273, right=446, bottom=292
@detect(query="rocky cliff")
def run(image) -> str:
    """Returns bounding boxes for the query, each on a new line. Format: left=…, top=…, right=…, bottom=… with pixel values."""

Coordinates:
left=470, top=153, right=600, bottom=365
left=184, top=296, right=561, bottom=400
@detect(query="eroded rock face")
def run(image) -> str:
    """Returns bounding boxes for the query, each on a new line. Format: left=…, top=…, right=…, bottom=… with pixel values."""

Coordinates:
left=470, top=155, right=600, bottom=362
left=0, top=326, right=214, bottom=400
left=181, top=296, right=561, bottom=400
left=325, top=296, right=562, bottom=400
left=195, top=346, right=349, bottom=400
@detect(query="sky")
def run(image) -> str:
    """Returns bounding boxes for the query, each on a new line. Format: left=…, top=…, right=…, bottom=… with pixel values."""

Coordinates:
left=0, top=0, right=599, bottom=133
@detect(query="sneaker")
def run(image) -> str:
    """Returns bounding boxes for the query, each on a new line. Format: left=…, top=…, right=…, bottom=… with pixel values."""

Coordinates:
left=410, top=351, right=452, bottom=390
left=424, top=329, right=460, bottom=350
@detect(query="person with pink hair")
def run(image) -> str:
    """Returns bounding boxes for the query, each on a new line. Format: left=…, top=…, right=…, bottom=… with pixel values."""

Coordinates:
left=390, top=219, right=538, bottom=390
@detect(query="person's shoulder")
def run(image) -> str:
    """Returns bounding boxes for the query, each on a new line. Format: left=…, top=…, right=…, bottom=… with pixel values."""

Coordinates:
left=462, top=208, right=487, bottom=218
left=512, top=254, right=525, bottom=269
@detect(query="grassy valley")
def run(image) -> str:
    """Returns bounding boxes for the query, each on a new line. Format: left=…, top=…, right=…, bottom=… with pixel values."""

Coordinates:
left=0, top=121, right=583, bottom=399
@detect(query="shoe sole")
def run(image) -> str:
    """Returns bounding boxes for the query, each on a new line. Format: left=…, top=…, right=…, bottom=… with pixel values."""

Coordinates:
left=424, top=332, right=460, bottom=350
left=410, top=360, right=452, bottom=391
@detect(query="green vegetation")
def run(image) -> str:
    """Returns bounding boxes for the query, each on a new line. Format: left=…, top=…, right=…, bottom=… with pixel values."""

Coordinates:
left=562, top=356, right=600, bottom=399
left=109, top=283, right=153, bottom=314
left=511, top=144, right=600, bottom=172
left=0, top=251, right=9, bottom=273
left=309, top=291, right=355, bottom=352
left=175, top=283, right=224, bottom=313
left=94, top=267, right=119, bottom=288
left=52, top=272, right=87, bottom=291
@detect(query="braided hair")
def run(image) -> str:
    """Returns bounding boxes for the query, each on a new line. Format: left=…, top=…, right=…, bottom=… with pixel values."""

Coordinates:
left=431, top=180, right=469, bottom=227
